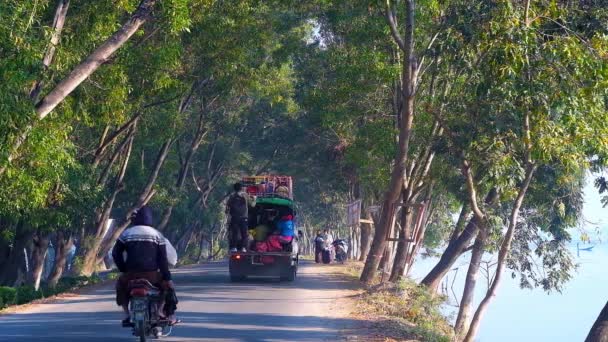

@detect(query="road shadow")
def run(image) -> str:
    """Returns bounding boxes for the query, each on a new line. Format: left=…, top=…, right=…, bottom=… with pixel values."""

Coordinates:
left=0, top=311, right=372, bottom=342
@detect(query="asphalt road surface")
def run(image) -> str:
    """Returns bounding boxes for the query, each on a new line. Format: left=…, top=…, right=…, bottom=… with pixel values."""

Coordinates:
left=0, top=261, right=362, bottom=342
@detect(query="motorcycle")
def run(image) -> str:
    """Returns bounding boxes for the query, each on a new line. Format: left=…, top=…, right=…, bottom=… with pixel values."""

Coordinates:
left=125, top=279, right=172, bottom=341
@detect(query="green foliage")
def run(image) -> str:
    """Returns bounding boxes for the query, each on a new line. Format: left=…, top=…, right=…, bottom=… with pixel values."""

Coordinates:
left=0, top=273, right=111, bottom=310
left=14, top=285, right=44, bottom=305
left=0, top=287, right=17, bottom=309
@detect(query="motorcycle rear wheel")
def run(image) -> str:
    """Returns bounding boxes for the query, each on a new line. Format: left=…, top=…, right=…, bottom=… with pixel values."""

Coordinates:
left=135, top=320, right=146, bottom=342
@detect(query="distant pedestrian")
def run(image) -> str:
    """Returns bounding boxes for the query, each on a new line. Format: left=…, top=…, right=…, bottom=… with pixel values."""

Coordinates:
left=314, top=230, right=324, bottom=263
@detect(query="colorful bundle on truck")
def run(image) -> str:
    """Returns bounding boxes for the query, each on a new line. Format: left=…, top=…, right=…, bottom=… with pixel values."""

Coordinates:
left=229, top=175, right=299, bottom=282
left=244, top=175, right=296, bottom=253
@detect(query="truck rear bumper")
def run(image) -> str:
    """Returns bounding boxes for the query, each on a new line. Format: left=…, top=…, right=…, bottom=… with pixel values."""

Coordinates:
left=228, top=252, right=298, bottom=279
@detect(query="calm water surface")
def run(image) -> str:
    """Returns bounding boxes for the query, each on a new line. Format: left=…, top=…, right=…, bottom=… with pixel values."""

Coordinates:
left=410, top=241, right=607, bottom=342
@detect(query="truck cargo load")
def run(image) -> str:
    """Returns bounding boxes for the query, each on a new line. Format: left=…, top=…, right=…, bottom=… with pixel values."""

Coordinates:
left=228, top=175, right=299, bottom=282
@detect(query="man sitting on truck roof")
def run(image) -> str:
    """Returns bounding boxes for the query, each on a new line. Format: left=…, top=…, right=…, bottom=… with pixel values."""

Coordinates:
left=226, top=182, right=256, bottom=252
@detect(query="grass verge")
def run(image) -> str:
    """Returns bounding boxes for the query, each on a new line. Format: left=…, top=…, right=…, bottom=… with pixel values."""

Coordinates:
left=0, top=271, right=119, bottom=312
left=340, top=261, right=453, bottom=342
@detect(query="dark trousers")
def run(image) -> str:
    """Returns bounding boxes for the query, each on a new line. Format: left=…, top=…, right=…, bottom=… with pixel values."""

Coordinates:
left=315, top=249, right=323, bottom=263
left=115, top=271, right=165, bottom=306
left=229, top=218, right=249, bottom=249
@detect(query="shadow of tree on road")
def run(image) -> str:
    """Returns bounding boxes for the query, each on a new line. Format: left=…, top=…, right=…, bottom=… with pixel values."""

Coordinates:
left=0, top=311, right=374, bottom=341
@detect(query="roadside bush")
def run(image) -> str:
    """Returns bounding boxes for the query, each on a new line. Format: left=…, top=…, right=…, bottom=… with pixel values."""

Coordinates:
left=0, top=272, right=115, bottom=311
left=360, top=279, right=453, bottom=342
left=15, top=286, right=43, bottom=305
left=0, top=287, right=17, bottom=308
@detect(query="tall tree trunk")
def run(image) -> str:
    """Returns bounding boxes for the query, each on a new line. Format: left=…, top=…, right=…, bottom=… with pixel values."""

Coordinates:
left=420, top=189, right=498, bottom=293
left=454, top=226, right=487, bottom=337
left=34, top=0, right=157, bottom=119
left=48, top=232, right=74, bottom=288
left=0, top=0, right=158, bottom=177
left=586, top=301, right=608, bottom=342
left=92, top=140, right=173, bottom=267
left=389, top=187, right=414, bottom=282
left=361, top=0, right=418, bottom=283
left=449, top=203, right=471, bottom=243
left=29, top=232, right=50, bottom=291
left=462, top=165, right=536, bottom=342
left=0, top=225, right=33, bottom=286
left=30, top=0, right=71, bottom=102
left=196, top=233, right=207, bottom=263
left=404, top=192, right=433, bottom=276
left=358, top=215, right=373, bottom=262
left=157, top=98, right=208, bottom=232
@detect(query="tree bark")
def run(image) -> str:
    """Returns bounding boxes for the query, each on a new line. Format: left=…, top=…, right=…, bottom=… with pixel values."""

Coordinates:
left=359, top=210, right=377, bottom=261
left=358, top=211, right=373, bottom=261
left=450, top=203, right=471, bottom=243
left=29, top=232, right=50, bottom=291
left=361, top=0, right=418, bottom=283
left=48, top=231, right=74, bottom=288
left=92, top=139, right=173, bottom=267
left=420, top=189, right=498, bottom=293
left=586, top=301, right=608, bottom=342
left=463, top=165, right=536, bottom=342
left=35, top=0, right=157, bottom=119
left=29, top=0, right=71, bottom=102
left=0, top=225, right=33, bottom=286
left=0, top=0, right=157, bottom=177
left=454, top=225, right=487, bottom=337
left=389, top=195, right=414, bottom=282
left=156, top=89, right=208, bottom=232
left=92, top=112, right=141, bottom=168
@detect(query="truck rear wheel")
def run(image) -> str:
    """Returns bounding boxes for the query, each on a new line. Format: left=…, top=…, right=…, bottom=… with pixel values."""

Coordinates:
left=230, top=275, right=246, bottom=282
left=281, top=266, right=297, bottom=282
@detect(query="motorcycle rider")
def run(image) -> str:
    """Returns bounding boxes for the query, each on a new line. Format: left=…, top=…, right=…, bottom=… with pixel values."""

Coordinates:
left=112, top=205, right=177, bottom=325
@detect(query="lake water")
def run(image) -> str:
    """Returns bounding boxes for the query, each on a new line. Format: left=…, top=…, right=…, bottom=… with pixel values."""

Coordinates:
left=410, top=242, right=606, bottom=342
left=409, top=179, right=607, bottom=342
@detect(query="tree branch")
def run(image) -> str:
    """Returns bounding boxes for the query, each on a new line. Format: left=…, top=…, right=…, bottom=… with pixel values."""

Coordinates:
left=384, top=0, right=406, bottom=52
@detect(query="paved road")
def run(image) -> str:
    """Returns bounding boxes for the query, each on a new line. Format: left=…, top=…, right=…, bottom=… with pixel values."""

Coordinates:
left=0, top=261, right=362, bottom=342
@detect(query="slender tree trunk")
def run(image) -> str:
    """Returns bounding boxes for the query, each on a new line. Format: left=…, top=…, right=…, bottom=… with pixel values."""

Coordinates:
left=48, top=232, right=74, bottom=288
left=359, top=218, right=372, bottom=261
left=177, top=227, right=195, bottom=257
left=35, top=0, right=157, bottom=119
left=93, top=140, right=173, bottom=267
left=586, top=301, right=608, bottom=342
left=421, top=189, right=498, bottom=293
left=0, top=226, right=33, bottom=286
left=157, top=94, right=207, bottom=232
left=29, top=232, right=51, bottom=291
left=361, top=0, right=418, bottom=283
left=378, top=244, right=391, bottom=272
left=454, top=225, right=487, bottom=337
left=450, top=204, right=471, bottom=243
left=463, top=165, right=536, bottom=342
left=196, top=234, right=207, bottom=263
left=404, top=189, right=434, bottom=275
left=0, top=0, right=158, bottom=177
left=390, top=182, right=419, bottom=282
left=389, top=200, right=413, bottom=281
left=29, top=0, right=71, bottom=102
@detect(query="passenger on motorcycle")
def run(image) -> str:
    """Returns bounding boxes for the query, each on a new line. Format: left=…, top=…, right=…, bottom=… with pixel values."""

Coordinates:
left=112, top=206, right=177, bottom=325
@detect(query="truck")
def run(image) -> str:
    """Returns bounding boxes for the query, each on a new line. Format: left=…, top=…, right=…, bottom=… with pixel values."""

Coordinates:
left=228, top=175, right=300, bottom=282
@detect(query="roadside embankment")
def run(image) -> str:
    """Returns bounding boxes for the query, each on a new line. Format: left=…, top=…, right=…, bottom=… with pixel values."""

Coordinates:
left=337, top=261, right=453, bottom=342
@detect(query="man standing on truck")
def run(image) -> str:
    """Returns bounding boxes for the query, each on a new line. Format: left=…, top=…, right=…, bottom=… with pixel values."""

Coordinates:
left=226, top=182, right=256, bottom=252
